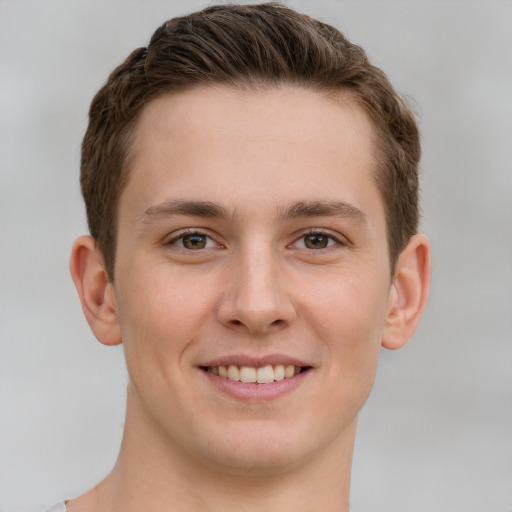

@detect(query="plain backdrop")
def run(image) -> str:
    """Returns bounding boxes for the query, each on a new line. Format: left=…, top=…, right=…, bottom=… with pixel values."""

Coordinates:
left=1, top=1, right=511, bottom=511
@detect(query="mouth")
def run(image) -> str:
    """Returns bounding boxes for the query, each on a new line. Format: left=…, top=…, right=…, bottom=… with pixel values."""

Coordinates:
left=200, top=364, right=312, bottom=384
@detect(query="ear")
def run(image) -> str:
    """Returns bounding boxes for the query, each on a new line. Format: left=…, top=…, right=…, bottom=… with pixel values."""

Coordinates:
left=69, top=235, right=122, bottom=346
left=382, top=233, right=431, bottom=350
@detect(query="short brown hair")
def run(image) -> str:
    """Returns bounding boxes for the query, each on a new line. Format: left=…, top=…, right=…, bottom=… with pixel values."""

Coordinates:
left=81, top=2, right=420, bottom=280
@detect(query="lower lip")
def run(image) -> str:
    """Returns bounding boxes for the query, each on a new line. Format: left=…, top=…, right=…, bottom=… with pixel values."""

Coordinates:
left=201, top=369, right=310, bottom=401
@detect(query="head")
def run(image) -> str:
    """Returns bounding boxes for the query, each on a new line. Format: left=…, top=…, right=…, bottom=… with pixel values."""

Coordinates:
left=71, top=3, right=430, bottom=480
left=81, top=2, right=420, bottom=281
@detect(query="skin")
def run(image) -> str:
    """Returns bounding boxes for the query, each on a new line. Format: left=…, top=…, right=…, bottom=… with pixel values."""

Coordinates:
left=69, top=86, right=431, bottom=512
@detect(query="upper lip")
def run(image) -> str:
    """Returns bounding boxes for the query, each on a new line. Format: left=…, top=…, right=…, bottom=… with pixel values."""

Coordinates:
left=199, top=354, right=311, bottom=368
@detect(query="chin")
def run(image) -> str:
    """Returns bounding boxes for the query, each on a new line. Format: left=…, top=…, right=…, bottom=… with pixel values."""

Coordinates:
left=193, top=419, right=342, bottom=477
left=203, top=445, right=305, bottom=477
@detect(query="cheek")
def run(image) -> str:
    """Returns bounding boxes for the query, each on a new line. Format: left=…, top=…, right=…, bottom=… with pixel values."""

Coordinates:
left=298, top=270, right=389, bottom=394
left=301, top=271, right=389, bottom=346
left=115, top=268, right=215, bottom=373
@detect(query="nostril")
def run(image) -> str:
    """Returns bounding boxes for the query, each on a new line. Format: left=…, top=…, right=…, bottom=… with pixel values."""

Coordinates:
left=224, top=316, right=288, bottom=333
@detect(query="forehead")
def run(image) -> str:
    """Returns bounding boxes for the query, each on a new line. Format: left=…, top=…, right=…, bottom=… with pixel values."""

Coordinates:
left=131, top=86, right=376, bottom=158
left=124, top=85, right=382, bottom=224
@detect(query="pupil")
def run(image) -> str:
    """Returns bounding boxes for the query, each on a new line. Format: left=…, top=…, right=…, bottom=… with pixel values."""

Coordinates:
left=183, top=235, right=206, bottom=249
left=305, top=234, right=328, bottom=249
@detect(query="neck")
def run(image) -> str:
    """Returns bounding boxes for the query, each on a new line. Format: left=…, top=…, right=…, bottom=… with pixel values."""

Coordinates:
left=68, top=391, right=356, bottom=512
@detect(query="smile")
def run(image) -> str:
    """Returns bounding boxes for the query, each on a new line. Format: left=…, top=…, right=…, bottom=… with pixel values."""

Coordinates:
left=202, top=364, right=308, bottom=384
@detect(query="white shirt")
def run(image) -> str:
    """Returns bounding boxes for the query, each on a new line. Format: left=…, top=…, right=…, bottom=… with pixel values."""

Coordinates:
left=45, top=502, right=67, bottom=512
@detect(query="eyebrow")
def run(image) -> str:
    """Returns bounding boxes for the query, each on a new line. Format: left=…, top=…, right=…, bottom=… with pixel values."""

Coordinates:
left=143, top=199, right=232, bottom=221
left=142, top=198, right=367, bottom=225
left=279, top=200, right=368, bottom=225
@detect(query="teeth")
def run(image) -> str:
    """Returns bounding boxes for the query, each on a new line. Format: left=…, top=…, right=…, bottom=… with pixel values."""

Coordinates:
left=256, top=365, right=274, bottom=384
left=227, top=364, right=240, bottom=381
left=207, top=364, right=304, bottom=383
left=284, top=365, right=295, bottom=378
left=240, top=366, right=257, bottom=383
left=274, top=364, right=285, bottom=381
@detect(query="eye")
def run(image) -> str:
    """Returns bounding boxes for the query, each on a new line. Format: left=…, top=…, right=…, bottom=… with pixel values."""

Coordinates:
left=169, top=231, right=217, bottom=250
left=293, top=232, right=339, bottom=250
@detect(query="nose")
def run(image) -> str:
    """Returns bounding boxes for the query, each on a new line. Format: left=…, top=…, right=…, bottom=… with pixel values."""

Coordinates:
left=216, top=248, right=296, bottom=335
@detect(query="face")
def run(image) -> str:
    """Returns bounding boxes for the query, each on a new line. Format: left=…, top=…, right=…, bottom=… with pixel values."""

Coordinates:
left=112, top=86, right=394, bottom=474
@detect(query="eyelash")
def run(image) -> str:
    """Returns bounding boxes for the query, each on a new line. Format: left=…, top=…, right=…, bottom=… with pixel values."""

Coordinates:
left=166, top=229, right=220, bottom=250
left=166, top=229, right=345, bottom=251
left=291, top=230, right=344, bottom=250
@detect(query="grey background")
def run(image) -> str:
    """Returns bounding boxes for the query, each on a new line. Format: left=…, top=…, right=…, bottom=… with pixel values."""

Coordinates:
left=1, top=1, right=511, bottom=511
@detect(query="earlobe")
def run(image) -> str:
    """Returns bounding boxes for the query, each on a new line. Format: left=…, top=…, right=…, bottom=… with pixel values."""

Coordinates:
left=381, top=233, right=431, bottom=350
left=69, top=235, right=122, bottom=346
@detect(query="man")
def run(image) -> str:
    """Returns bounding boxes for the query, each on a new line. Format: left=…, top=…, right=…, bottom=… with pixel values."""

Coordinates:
left=58, top=3, right=430, bottom=511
